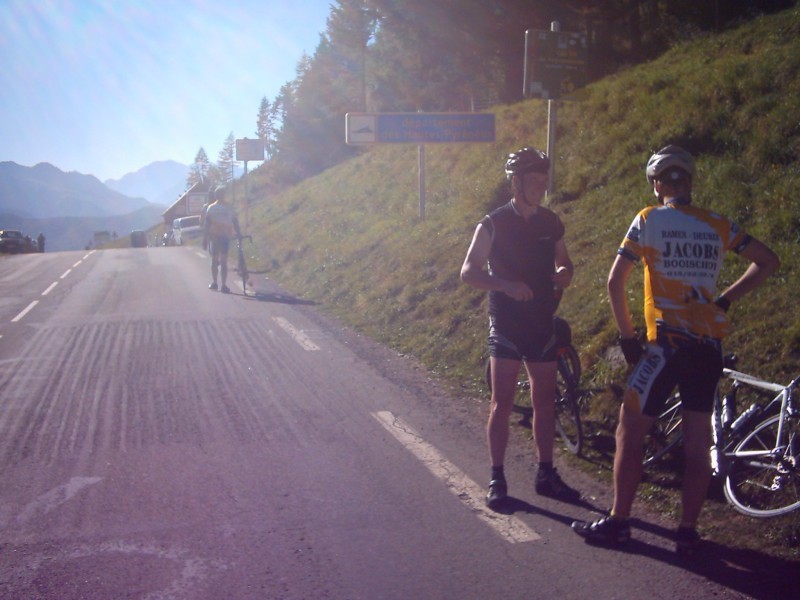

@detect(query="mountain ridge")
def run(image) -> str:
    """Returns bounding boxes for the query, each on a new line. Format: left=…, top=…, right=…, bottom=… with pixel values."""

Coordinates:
left=0, top=161, right=185, bottom=250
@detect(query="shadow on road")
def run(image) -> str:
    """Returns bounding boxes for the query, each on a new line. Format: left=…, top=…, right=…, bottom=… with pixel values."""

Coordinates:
left=496, top=496, right=797, bottom=599
left=626, top=520, right=798, bottom=600
left=249, top=291, right=317, bottom=306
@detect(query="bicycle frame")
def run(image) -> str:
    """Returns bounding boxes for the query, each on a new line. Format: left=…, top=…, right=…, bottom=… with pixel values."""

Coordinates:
left=646, top=361, right=800, bottom=517
left=711, top=368, right=792, bottom=473
left=719, top=371, right=800, bottom=517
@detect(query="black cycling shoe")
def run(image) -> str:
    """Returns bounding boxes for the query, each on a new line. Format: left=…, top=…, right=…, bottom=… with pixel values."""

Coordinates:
left=209, top=282, right=218, bottom=290
left=485, top=479, right=508, bottom=509
left=675, top=526, right=701, bottom=557
left=535, top=468, right=580, bottom=501
left=221, top=284, right=231, bottom=294
left=572, top=516, right=631, bottom=545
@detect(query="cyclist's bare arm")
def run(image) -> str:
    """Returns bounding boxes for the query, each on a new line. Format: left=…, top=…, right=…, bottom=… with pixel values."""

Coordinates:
left=607, top=254, right=637, bottom=339
left=460, top=223, right=533, bottom=301
left=552, top=238, right=574, bottom=290
left=718, top=237, right=779, bottom=304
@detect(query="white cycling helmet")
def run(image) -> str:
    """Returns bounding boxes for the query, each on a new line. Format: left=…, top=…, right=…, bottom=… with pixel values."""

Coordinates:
left=646, top=145, right=695, bottom=185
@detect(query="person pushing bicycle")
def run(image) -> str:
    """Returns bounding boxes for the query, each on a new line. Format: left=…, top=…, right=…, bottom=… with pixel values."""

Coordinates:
left=461, top=147, right=579, bottom=510
left=572, top=145, right=780, bottom=555
left=203, top=185, right=241, bottom=294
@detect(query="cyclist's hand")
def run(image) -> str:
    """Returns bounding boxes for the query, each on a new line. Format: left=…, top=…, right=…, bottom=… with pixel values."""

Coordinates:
left=502, top=280, right=534, bottom=301
left=619, top=337, right=644, bottom=366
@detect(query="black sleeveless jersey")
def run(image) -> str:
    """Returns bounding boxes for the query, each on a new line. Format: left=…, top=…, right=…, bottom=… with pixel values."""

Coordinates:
left=480, top=200, right=564, bottom=330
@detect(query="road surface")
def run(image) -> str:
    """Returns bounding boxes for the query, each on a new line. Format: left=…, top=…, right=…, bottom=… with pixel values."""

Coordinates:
left=0, top=247, right=792, bottom=599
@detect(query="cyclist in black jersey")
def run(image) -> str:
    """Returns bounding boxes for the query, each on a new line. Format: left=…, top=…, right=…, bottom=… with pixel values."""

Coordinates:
left=461, top=147, right=579, bottom=509
left=572, top=145, right=779, bottom=555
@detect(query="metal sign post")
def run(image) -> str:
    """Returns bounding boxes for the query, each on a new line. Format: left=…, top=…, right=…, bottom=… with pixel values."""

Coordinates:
left=235, top=138, right=265, bottom=232
left=524, top=22, right=588, bottom=200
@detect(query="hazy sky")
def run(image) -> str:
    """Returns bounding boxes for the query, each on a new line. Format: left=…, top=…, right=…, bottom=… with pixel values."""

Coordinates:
left=0, top=0, right=333, bottom=181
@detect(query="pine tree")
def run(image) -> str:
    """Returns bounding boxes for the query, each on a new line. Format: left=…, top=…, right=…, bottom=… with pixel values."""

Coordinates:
left=217, top=132, right=238, bottom=184
left=256, top=97, right=275, bottom=160
left=187, top=147, right=211, bottom=188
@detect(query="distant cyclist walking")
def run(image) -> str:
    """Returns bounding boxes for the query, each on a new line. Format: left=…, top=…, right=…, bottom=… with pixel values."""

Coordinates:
left=572, top=145, right=779, bottom=555
left=203, top=185, right=240, bottom=294
left=461, top=147, right=579, bottom=510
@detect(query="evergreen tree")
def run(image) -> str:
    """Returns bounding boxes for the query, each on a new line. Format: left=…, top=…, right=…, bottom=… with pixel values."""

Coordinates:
left=256, top=96, right=276, bottom=160
left=217, top=132, right=238, bottom=184
left=187, top=147, right=211, bottom=188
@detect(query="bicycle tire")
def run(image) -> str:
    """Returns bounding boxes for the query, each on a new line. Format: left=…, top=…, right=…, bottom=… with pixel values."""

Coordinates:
left=643, top=392, right=683, bottom=467
left=555, top=347, right=583, bottom=455
left=237, top=245, right=249, bottom=296
left=723, top=412, right=800, bottom=517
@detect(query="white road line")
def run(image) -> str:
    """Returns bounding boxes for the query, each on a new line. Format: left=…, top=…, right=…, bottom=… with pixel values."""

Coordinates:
left=273, top=317, right=320, bottom=351
left=11, top=300, right=39, bottom=323
left=42, top=281, right=58, bottom=296
left=372, top=411, right=541, bottom=544
left=72, top=260, right=82, bottom=268
left=60, top=268, right=72, bottom=279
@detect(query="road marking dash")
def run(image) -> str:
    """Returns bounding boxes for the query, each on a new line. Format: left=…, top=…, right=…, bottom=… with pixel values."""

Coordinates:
left=372, top=411, right=541, bottom=544
left=273, top=317, right=320, bottom=351
left=42, top=281, right=58, bottom=296
left=60, top=268, right=72, bottom=279
left=11, top=300, right=39, bottom=323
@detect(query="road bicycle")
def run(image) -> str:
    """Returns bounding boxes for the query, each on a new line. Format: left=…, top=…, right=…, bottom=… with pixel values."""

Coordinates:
left=236, top=235, right=253, bottom=296
left=484, top=317, right=584, bottom=455
left=643, top=355, right=800, bottom=517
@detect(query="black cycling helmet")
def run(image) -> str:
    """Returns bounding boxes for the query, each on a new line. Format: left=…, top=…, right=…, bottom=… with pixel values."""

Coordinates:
left=646, top=145, right=695, bottom=185
left=504, top=147, right=550, bottom=179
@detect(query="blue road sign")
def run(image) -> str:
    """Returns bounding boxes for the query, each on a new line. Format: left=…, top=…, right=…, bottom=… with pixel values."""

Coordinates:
left=346, top=113, right=495, bottom=145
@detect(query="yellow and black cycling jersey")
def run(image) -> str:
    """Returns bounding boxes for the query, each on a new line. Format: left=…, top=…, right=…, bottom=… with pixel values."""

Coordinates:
left=618, top=200, right=751, bottom=342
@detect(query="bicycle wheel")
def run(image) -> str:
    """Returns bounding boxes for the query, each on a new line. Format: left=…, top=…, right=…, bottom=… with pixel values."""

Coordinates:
left=555, top=346, right=583, bottom=455
left=723, top=413, right=800, bottom=517
left=643, top=392, right=683, bottom=467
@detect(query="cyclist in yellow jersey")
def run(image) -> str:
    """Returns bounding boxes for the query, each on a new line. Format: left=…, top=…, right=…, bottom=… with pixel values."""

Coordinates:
left=572, top=145, right=779, bottom=554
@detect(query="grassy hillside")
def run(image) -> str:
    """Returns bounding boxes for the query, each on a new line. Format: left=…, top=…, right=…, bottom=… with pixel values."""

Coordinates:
left=235, top=8, right=799, bottom=557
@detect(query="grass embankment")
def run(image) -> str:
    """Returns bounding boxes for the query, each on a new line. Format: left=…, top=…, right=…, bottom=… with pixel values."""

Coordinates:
left=233, top=8, right=800, bottom=559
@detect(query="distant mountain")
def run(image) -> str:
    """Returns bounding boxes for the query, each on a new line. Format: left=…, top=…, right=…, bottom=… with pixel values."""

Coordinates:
left=0, top=161, right=170, bottom=251
left=105, top=160, right=189, bottom=207
left=0, top=161, right=157, bottom=218
left=0, top=206, right=165, bottom=252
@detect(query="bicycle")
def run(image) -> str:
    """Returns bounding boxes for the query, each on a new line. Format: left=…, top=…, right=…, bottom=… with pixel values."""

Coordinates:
left=484, top=317, right=584, bottom=455
left=236, top=234, right=253, bottom=296
left=643, top=354, right=800, bottom=517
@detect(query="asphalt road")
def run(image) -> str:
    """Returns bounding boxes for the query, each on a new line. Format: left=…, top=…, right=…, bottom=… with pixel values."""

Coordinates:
left=0, top=247, right=792, bottom=599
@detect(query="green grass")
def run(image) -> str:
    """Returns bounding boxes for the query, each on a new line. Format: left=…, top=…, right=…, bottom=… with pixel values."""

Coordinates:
left=234, top=8, right=800, bottom=559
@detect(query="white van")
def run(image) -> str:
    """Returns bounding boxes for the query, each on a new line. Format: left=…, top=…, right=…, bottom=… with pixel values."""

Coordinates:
left=171, top=215, right=203, bottom=245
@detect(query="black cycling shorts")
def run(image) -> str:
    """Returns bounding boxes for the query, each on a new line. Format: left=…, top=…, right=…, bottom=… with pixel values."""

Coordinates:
left=209, top=236, right=230, bottom=255
left=488, top=317, right=558, bottom=363
left=625, top=336, right=723, bottom=416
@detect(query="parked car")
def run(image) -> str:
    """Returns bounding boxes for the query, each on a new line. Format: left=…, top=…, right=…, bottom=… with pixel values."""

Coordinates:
left=0, top=230, right=26, bottom=254
left=171, top=215, right=203, bottom=245
left=130, top=230, right=148, bottom=248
